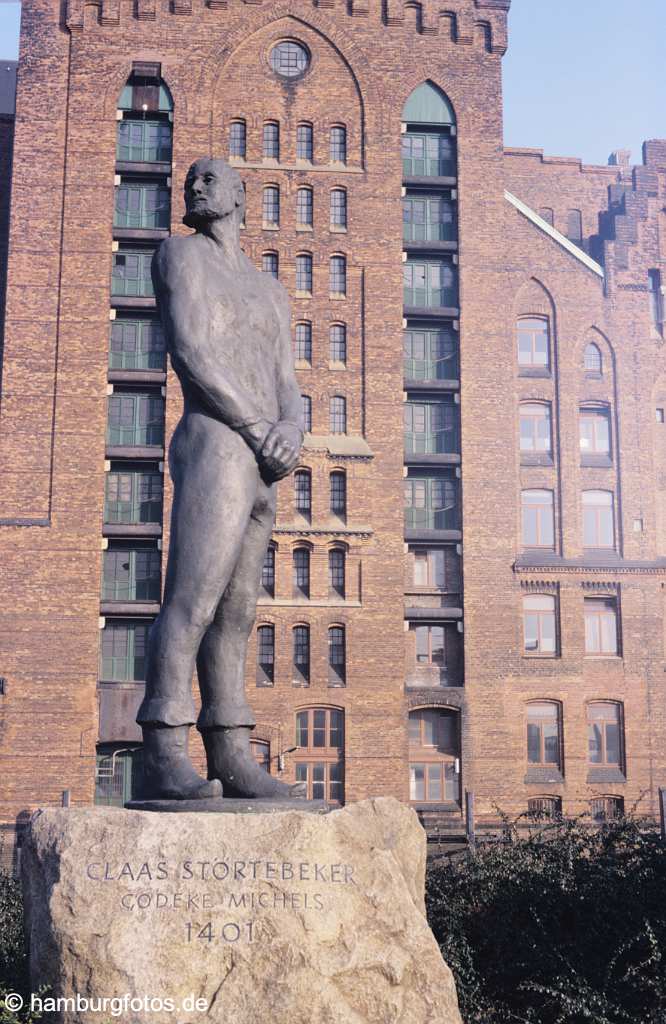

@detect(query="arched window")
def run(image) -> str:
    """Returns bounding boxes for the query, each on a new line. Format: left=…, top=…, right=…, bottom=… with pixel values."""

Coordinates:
left=117, top=68, right=172, bottom=174
left=118, top=67, right=173, bottom=113
left=229, top=120, right=246, bottom=159
left=328, top=626, right=346, bottom=685
left=262, top=185, right=279, bottom=227
left=526, top=701, right=561, bottom=769
left=590, top=795, right=624, bottom=821
left=582, top=490, right=615, bottom=548
left=296, top=253, right=313, bottom=294
left=256, top=624, right=275, bottom=685
left=261, top=544, right=275, bottom=597
left=580, top=406, right=611, bottom=458
left=408, top=708, right=459, bottom=803
left=330, top=255, right=347, bottom=296
left=295, top=708, right=344, bottom=803
left=330, top=470, right=346, bottom=517
left=587, top=703, right=623, bottom=768
left=328, top=548, right=345, bottom=598
left=292, top=625, right=310, bottom=685
left=584, top=342, right=602, bottom=375
left=250, top=739, right=270, bottom=773
left=330, top=189, right=347, bottom=229
left=296, top=122, right=313, bottom=161
left=519, top=402, right=552, bottom=453
left=538, top=208, right=554, bottom=227
left=401, top=81, right=456, bottom=178
left=517, top=317, right=550, bottom=371
left=296, top=187, right=313, bottom=227
left=584, top=597, right=619, bottom=655
left=293, top=547, right=310, bottom=599
left=329, top=323, right=347, bottom=363
left=294, top=322, right=312, bottom=363
left=294, top=469, right=311, bottom=517
left=521, top=490, right=555, bottom=548
left=527, top=796, right=561, bottom=820
left=261, top=251, right=278, bottom=278
left=566, top=209, right=583, bottom=242
left=330, top=125, right=347, bottom=164
left=522, top=594, right=557, bottom=656
left=330, top=395, right=347, bottom=434
left=301, top=394, right=312, bottom=433
left=263, top=121, right=279, bottom=160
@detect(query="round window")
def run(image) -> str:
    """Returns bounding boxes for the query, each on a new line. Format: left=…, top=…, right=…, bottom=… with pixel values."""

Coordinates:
left=269, top=41, right=310, bottom=79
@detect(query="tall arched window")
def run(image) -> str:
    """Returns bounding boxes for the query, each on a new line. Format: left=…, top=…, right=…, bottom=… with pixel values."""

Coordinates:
left=408, top=708, right=459, bottom=803
left=296, top=253, right=313, bottom=294
left=580, top=405, right=611, bottom=459
left=292, top=625, right=310, bottom=685
left=296, top=122, right=313, bottom=161
left=263, top=121, right=279, bottom=160
left=517, top=317, right=550, bottom=371
left=262, top=185, right=279, bottom=227
left=293, top=547, right=310, bottom=598
left=296, top=187, right=313, bottom=227
left=330, top=255, right=347, bottom=296
left=294, top=322, right=312, bottom=363
left=584, top=342, right=603, bottom=375
left=261, top=544, right=275, bottom=597
left=328, top=548, right=345, bottom=598
left=522, top=594, right=557, bottom=656
left=262, top=251, right=278, bottom=278
left=328, top=625, right=346, bottom=685
left=294, top=469, right=312, bottom=517
left=526, top=701, right=561, bottom=769
left=521, top=489, right=555, bottom=548
left=329, top=395, right=347, bottom=434
left=330, top=470, right=346, bottom=517
left=401, top=81, right=456, bottom=178
left=587, top=703, right=623, bottom=769
left=330, top=125, right=347, bottom=164
left=519, top=402, right=552, bottom=453
left=301, top=394, right=312, bottom=433
left=229, top=120, right=246, bottom=159
left=330, top=189, right=347, bottom=229
left=295, top=708, right=344, bottom=803
left=256, top=624, right=275, bottom=685
left=582, top=490, right=615, bottom=548
left=329, top=323, right=347, bottom=363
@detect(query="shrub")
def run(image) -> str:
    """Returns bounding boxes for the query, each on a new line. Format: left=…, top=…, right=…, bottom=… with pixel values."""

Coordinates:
left=426, top=816, right=666, bottom=1024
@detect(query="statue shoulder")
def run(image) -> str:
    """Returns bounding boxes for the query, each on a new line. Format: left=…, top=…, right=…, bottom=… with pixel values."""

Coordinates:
left=153, top=234, right=203, bottom=283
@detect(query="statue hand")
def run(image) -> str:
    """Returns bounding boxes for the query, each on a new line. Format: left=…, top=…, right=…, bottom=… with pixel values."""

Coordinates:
left=259, top=421, right=303, bottom=481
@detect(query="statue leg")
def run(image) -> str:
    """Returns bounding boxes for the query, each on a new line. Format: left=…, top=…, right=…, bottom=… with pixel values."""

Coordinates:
left=196, top=480, right=307, bottom=799
left=136, top=427, right=257, bottom=800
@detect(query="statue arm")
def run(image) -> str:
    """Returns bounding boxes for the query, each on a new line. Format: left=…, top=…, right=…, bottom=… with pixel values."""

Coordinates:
left=153, top=242, right=274, bottom=452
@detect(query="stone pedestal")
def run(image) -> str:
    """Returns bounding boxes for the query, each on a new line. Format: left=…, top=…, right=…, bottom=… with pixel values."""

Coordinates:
left=22, top=797, right=462, bottom=1024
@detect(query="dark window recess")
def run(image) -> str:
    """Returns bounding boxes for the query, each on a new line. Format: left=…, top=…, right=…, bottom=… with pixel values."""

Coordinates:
left=293, top=625, right=310, bottom=684
left=261, top=545, right=275, bottom=597
left=293, top=548, right=310, bottom=598
left=294, top=470, right=312, bottom=516
left=328, top=626, right=346, bottom=685
left=111, top=251, right=154, bottom=298
left=404, top=471, right=459, bottom=530
left=256, top=625, right=275, bottom=684
left=296, top=123, right=313, bottom=161
left=328, top=549, right=345, bottom=597
left=330, top=471, right=346, bottom=517
left=330, top=126, right=347, bottom=164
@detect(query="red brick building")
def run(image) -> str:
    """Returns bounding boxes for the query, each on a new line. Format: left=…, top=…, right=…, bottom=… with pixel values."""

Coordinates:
left=1, top=0, right=665, bottom=863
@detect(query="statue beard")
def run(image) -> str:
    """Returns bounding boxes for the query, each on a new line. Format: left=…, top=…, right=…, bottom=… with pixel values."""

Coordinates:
left=182, top=205, right=220, bottom=229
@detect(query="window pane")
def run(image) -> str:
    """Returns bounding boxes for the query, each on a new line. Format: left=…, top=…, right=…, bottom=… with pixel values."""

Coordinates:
left=426, top=764, right=442, bottom=801
left=527, top=723, right=541, bottom=763
left=410, top=764, right=425, bottom=801
left=588, top=723, right=603, bottom=763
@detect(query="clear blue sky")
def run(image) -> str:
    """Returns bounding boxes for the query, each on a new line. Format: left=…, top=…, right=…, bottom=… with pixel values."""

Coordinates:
left=0, top=0, right=663, bottom=167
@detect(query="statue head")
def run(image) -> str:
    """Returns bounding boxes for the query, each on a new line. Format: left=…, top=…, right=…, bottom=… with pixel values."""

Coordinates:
left=183, top=158, right=245, bottom=230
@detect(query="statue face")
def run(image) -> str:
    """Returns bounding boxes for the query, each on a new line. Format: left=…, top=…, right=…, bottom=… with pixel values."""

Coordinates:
left=183, top=159, right=244, bottom=226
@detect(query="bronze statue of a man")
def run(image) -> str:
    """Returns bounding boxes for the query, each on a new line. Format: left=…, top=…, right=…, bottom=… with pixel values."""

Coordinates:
left=136, top=158, right=305, bottom=801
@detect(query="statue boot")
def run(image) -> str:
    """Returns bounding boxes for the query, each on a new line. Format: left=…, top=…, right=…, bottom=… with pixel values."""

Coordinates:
left=202, top=726, right=307, bottom=800
left=140, top=725, right=223, bottom=800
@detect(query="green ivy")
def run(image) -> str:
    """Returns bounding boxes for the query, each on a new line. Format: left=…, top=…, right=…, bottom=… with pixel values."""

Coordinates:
left=426, top=816, right=666, bottom=1024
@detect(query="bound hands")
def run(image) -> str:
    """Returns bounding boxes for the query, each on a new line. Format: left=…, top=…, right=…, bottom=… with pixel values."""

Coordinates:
left=258, top=421, right=303, bottom=482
